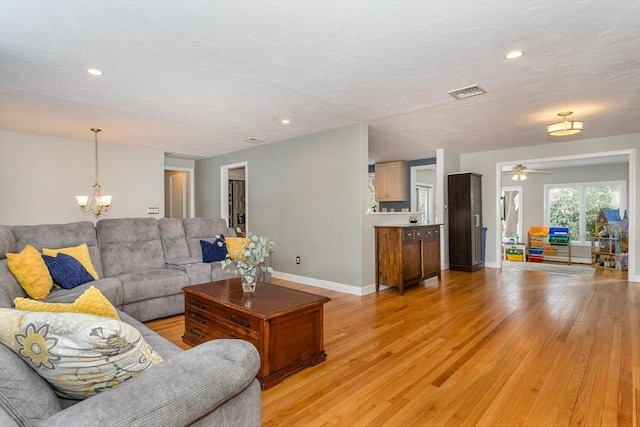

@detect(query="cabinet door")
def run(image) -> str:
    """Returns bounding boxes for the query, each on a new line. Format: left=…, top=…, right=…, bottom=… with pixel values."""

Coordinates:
left=422, top=230, right=441, bottom=277
left=374, top=163, right=390, bottom=201
left=375, top=161, right=407, bottom=201
left=402, top=241, right=422, bottom=282
left=471, top=174, right=483, bottom=265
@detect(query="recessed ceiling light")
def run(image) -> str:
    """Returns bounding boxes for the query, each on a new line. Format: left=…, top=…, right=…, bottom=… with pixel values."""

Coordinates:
left=505, top=50, right=524, bottom=60
left=243, top=137, right=265, bottom=144
left=281, top=119, right=290, bottom=125
left=86, top=68, right=104, bottom=76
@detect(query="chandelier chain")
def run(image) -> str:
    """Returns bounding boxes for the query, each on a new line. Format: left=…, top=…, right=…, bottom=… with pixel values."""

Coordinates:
left=92, top=128, right=101, bottom=186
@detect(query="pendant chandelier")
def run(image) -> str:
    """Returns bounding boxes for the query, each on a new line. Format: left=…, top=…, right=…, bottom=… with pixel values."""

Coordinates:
left=76, top=128, right=112, bottom=217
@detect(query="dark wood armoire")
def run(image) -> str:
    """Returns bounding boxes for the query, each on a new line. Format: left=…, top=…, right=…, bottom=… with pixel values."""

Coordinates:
left=448, top=172, right=484, bottom=272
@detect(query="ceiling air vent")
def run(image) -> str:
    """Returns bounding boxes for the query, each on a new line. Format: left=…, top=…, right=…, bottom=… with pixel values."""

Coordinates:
left=243, top=137, right=265, bottom=144
left=447, top=84, right=486, bottom=100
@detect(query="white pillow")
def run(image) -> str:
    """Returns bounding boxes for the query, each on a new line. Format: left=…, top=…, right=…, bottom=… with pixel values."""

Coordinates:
left=0, top=309, right=163, bottom=400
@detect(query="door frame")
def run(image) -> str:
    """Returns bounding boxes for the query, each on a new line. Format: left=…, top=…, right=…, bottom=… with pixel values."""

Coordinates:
left=494, top=148, right=636, bottom=281
left=221, top=161, right=249, bottom=232
left=164, top=166, right=195, bottom=218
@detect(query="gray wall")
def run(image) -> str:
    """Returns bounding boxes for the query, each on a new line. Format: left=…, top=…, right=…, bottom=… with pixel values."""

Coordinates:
left=195, top=124, right=369, bottom=288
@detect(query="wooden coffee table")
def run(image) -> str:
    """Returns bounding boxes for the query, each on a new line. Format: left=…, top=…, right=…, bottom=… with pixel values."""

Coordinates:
left=182, top=278, right=330, bottom=389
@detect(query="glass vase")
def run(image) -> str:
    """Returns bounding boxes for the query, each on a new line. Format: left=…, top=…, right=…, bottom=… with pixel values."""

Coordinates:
left=241, top=275, right=256, bottom=293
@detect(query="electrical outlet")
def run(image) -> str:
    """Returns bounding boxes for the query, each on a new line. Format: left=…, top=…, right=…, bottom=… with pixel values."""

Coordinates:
left=296, top=256, right=300, bottom=265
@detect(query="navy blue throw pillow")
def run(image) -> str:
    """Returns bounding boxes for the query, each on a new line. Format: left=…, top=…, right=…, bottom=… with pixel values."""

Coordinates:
left=42, top=253, right=95, bottom=289
left=200, top=236, right=227, bottom=263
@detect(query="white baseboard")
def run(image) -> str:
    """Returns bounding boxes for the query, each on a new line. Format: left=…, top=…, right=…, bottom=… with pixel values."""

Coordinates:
left=271, top=271, right=373, bottom=295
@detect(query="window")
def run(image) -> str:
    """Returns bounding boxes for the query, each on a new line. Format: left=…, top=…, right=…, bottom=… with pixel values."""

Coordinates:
left=367, top=173, right=376, bottom=212
left=545, top=181, right=626, bottom=243
left=416, top=184, right=434, bottom=223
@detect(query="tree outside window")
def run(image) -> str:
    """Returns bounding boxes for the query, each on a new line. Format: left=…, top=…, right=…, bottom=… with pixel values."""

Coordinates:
left=546, top=182, right=624, bottom=243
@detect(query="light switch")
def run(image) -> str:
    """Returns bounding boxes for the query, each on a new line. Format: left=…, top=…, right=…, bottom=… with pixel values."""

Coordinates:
left=147, top=207, right=159, bottom=215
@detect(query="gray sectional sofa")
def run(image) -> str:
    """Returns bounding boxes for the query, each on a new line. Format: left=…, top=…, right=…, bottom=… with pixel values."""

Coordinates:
left=0, top=217, right=263, bottom=426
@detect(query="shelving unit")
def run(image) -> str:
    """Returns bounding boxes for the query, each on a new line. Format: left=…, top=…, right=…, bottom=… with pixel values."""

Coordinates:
left=527, top=226, right=571, bottom=264
left=547, top=227, right=571, bottom=265
left=527, top=227, right=547, bottom=263
left=504, top=243, right=527, bottom=261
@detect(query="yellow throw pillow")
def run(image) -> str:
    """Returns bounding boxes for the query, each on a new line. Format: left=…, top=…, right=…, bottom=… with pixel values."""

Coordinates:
left=6, top=245, right=53, bottom=299
left=225, top=237, right=250, bottom=260
left=14, top=286, right=119, bottom=320
left=42, top=244, right=99, bottom=280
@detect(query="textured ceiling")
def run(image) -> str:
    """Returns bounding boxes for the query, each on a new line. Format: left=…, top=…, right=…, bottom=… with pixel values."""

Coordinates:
left=0, top=0, right=639, bottom=163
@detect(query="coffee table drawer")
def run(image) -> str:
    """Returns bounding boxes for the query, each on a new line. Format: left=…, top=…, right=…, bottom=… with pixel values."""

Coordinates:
left=186, top=310, right=259, bottom=341
left=186, top=294, right=260, bottom=334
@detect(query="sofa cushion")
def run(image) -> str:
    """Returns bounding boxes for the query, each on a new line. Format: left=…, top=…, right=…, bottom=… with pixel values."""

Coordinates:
left=0, top=342, right=62, bottom=425
left=9, top=222, right=104, bottom=279
left=183, top=218, right=234, bottom=260
left=0, top=259, right=26, bottom=308
left=43, top=278, right=124, bottom=307
left=97, top=218, right=166, bottom=277
left=117, top=269, right=189, bottom=304
left=42, top=253, right=94, bottom=290
left=0, top=225, right=16, bottom=259
left=200, top=237, right=227, bottom=263
left=158, top=218, right=191, bottom=263
left=14, top=286, right=120, bottom=320
left=6, top=245, right=53, bottom=299
left=0, top=309, right=163, bottom=400
left=42, top=244, right=100, bottom=280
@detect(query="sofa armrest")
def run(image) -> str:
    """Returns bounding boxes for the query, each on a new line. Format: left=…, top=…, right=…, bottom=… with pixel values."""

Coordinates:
left=44, top=339, right=261, bottom=427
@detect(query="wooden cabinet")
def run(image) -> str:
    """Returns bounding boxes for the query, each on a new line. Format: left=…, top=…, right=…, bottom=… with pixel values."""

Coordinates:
left=448, top=172, right=483, bottom=272
left=375, top=224, right=441, bottom=295
left=375, top=161, right=408, bottom=201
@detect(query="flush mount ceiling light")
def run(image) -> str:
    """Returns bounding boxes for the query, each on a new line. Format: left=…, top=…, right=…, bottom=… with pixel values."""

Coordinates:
left=548, top=111, right=584, bottom=136
left=86, top=68, right=104, bottom=76
left=505, top=50, right=524, bottom=59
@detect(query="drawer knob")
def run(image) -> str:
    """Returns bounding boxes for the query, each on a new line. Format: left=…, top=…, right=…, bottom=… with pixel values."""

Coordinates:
left=228, top=316, right=252, bottom=328
left=189, top=328, right=206, bottom=339
left=189, top=313, right=207, bottom=325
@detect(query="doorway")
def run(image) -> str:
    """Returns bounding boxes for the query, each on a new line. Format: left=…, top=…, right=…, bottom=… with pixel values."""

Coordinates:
left=410, top=165, right=437, bottom=223
left=501, top=186, right=522, bottom=243
left=164, top=168, right=194, bottom=218
left=221, top=161, right=248, bottom=235
left=495, top=149, right=636, bottom=280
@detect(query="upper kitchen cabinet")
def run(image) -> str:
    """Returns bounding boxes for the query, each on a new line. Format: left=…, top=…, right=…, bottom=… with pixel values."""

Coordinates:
left=375, top=161, right=408, bottom=202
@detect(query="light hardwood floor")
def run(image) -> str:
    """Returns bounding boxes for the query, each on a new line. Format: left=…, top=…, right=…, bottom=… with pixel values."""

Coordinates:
left=146, top=267, right=638, bottom=426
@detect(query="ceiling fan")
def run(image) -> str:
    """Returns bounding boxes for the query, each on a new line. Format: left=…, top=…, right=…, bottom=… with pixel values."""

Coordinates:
left=503, top=164, right=553, bottom=181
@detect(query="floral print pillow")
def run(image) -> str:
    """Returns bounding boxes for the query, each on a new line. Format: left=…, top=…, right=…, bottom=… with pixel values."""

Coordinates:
left=0, top=309, right=163, bottom=399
